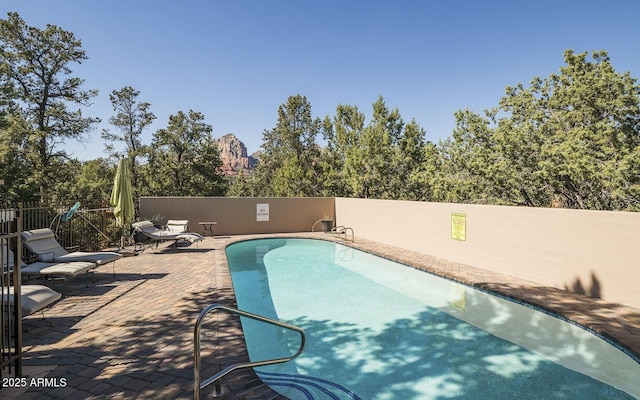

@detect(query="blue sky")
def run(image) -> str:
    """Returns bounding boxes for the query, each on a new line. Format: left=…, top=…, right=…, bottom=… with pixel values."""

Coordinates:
left=2, top=0, right=640, bottom=160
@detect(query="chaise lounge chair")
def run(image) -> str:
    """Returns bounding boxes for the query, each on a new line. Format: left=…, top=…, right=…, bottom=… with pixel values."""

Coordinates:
left=2, top=244, right=62, bottom=317
left=131, top=220, right=204, bottom=249
left=3, top=240, right=97, bottom=286
left=21, top=228, right=122, bottom=275
left=3, top=285, right=62, bottom=318
left=165, top=219, right=190, bottom=234
left=21, top=260, right=98, bottom=283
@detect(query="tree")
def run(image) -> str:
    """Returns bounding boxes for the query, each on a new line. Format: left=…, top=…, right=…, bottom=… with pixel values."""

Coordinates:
left=318, top=115, right=348, bottom=196
left=435, top=109, right=507, bottom=204
left=323, top=104, right=365, bottom=197
left=253, top=95, right=323, bottom=196
left=437, top=50, right=640, bottom=210
left=102, top=86, right=155, bottom=214
left=0, top=12, right=99, bottom=202
left=0, top=111, right=36, bottom=203
left=332, top=97, right=404, bottom=199
left=146, top=110, right=226, bottom=196
left=227, top=170, right=253, bottom=197
left=394, top=118, right=433, bottom=200
left=494, top=50, right=640, bottom=209
left=72, top=158, right=115, bottom=205
left=1, top=62, right=35, bottom=202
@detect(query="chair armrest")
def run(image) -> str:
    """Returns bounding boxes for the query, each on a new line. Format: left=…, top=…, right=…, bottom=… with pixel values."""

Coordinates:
left=36, top=250, right=57, bottom=262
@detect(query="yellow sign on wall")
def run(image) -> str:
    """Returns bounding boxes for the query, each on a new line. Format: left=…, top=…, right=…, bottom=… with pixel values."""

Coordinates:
left=451, top=213, right=466, bottom=241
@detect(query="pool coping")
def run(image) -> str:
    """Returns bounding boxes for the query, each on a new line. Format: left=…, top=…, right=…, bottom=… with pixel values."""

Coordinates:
left=215, top=232, right=640, bottom=398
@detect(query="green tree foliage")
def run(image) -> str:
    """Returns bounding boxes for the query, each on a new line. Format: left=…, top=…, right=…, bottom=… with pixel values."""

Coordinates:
left=318, top=115, right=348, bottom=196
left=145, top=110, right=226, bottom=196
left=352, top=97, right=399, bottom=198
left=0, top=109, right=36, bottom=202
left=395, top=118, right=435, bottom=201
left=325, top=103, right=366, bottom=197
left=30, top=158, right=113, bottom=205
left=2, top=18, right=637, bottom=213
left=254, top=95, right=323, bottom=196
left=102, top=86, right=156, bottom=213
left=438, top=50, right=640, bottom=210
left=0, top=12, right=99, bottom=202
left=435, top=109, right=507, bottom=204
left=322, top=97, right=432, bottom=200
left=227, top=170, right=254, bottom=197
left=72, top=158, right=115, bottom=204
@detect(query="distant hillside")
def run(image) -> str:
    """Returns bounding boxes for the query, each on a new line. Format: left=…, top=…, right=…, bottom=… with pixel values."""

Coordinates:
left=215, top=133, right=258, bottom=176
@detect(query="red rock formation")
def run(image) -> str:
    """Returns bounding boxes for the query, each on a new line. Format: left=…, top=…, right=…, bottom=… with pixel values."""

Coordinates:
left=215, top=133, right=257, bottom=176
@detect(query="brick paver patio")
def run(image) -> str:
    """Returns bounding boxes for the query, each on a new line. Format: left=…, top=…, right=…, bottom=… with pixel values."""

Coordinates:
left=2, top=233, right=639, bottom=399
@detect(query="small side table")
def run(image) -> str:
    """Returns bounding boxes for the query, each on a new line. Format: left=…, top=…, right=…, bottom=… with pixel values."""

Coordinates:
left=199, top=221, right=217, bottom=237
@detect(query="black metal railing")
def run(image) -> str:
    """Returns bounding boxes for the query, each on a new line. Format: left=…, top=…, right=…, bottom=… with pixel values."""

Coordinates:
left=21, top=202, right=121, bottom=251
left=1, top=203, right=23, bottom=378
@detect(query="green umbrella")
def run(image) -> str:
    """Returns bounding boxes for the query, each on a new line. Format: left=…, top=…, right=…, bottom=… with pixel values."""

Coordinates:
left=110, top=158, right=135, bottom=244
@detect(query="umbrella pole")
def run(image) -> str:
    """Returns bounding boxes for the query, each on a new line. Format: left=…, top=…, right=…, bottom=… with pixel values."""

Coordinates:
left=120, top=224, right=129, bottom=249
left=76, top=211, right=113, bottom=242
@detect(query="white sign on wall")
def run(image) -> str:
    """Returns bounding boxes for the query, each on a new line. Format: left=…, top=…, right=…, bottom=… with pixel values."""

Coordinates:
left=256, top=203, right=269, bottom=221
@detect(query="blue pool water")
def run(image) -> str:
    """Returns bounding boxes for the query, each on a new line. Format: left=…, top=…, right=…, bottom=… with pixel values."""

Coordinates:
left=226, top=239, right=639, bottom=399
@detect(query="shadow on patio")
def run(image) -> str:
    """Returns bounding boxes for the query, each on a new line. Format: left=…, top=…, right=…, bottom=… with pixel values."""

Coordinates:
left=5, top=239, right=275, bottom=400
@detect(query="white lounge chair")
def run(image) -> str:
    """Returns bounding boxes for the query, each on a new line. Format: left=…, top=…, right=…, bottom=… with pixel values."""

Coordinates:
left=165, top=219, right=189, bottom=233
left=131, top=220, right=204, bottom=249
left=2, top=244, right=62, bottom=317
left=3, top=285, right=62, bottom=318
left=21, top=260, right=97, bottom=282
left=3, top=240, right=97, bottom=286
left=21, top=228, right=122, bottom=275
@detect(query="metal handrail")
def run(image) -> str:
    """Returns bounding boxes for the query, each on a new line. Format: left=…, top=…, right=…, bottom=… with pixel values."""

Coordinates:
left=331, top=226, right=355, bottom=242
left=193, top=303, right=306, bottom=400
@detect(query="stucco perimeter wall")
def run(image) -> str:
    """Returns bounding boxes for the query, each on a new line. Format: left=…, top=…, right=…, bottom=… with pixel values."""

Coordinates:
left=139, top=197, right=335, bottom=235
left=335, top=197, right=640, bottom=310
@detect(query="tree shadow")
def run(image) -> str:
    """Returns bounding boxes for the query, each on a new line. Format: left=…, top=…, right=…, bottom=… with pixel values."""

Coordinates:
left=12, top=238, right=639, bottom=400
left=15, top=260, right=290, bottom=400
left=478, top=280, right=640, bottom=363
left=278, top=300, right=635, bottom=400
left=564, top=271, right=602, bottom=299
left=222, top=239, right=639, bottom=399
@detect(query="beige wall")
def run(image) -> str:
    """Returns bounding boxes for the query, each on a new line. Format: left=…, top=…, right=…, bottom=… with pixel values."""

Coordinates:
left=335, top=197, right=640, bottom=309
left=140, top=196, right=640, bottom=309
left=139, top=197, right=335, bottom=236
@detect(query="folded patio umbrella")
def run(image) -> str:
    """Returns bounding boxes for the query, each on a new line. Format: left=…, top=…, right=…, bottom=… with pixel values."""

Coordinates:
left=110, top=158, right=135, bottom=246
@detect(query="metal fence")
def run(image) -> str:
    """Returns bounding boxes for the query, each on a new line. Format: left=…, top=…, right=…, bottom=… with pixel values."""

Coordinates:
left=1, top=203, right=23, bottom=378
left=21, top=202, right=122, bottom=251
left=2, top=201, right=122, bottom=378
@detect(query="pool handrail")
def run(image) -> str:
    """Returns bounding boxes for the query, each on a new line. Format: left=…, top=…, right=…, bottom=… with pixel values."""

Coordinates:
left=331, top=225, right=354, bottom=242
left=193, top=303, right=306, bottom=400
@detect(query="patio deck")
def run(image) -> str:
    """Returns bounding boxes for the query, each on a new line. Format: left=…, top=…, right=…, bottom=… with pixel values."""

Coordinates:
left=3, top=233, right=639, bottom=399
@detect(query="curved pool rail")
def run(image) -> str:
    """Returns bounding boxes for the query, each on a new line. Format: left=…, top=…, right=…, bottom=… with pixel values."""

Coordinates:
left=193, top=303, right=306, bottom=400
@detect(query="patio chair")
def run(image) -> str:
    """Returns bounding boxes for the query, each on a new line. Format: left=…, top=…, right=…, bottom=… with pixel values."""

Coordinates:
left=2, top=244, right=63, bottom=316
left=3, top=239, right=98, bottom=286
left=21, top=260, right=98, bottom=285
left=165, top=219, right=189, bottom=234
left=131, top=220, right=204, bottom=249
left=3, top=285, right=62, bottom=318
left=21, top=228, right=122, bottom=275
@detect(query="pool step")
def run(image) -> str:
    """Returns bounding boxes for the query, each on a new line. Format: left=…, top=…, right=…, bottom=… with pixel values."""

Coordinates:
left=257, top=371, right=362, bottom=400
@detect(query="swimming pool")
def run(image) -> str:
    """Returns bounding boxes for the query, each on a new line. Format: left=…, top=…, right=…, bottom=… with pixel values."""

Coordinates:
left=226, top=238, right=640, bottom=399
